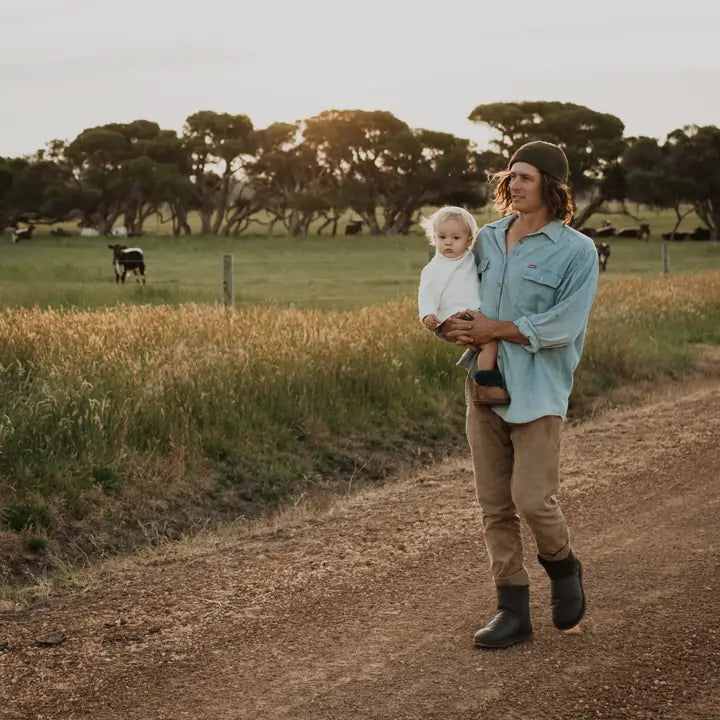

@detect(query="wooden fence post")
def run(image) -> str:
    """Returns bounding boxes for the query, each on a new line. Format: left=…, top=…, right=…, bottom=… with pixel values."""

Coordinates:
left=223, top=254, right=234, bottom=307
left=662, top=240, right=670, bottom=277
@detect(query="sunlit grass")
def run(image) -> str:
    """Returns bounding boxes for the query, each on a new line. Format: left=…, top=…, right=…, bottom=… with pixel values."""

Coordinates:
left=1, top=270, right=720, bottom=577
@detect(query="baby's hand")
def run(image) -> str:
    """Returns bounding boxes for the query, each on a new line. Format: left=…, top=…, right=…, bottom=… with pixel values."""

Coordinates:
left=422, top=314, right=441, bottom=331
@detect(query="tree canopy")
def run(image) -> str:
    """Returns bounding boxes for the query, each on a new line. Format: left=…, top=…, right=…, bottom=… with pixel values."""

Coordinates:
left=469, top=101, right=626, bottom=227
left=0, top=104, right=716, bottom=237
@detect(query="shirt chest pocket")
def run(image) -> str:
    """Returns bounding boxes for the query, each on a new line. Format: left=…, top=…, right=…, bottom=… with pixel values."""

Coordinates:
left=517, top=266, right=562, bottom=315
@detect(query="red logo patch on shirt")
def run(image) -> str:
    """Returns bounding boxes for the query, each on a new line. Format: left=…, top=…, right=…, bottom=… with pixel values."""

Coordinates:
left=528, top=264, right=537, bottom=268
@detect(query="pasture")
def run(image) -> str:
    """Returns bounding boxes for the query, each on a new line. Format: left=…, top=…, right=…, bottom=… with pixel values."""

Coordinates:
left=0, top=234, right=427, bottom=309
left=2, top=226, right=720, bottom=310
left=1, top=267, right=719, bottom=579
left=2, top=217, right=720, bottom=582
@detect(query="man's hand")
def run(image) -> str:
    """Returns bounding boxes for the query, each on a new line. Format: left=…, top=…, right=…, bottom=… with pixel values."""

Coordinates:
left=442, top=310, right=531, bottom=347
left=443, top=310, right=500, bottom=346
left=422, top=314, right=441, bottom=331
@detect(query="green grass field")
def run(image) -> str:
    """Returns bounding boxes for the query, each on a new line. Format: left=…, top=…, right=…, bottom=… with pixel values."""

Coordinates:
left=0, top=234, right=428, bottom=309
left=2, top=223, right=719, bottom=310
left=2, top=208, right=720, bottom=584
left=0, top=215, right=720, bottom=584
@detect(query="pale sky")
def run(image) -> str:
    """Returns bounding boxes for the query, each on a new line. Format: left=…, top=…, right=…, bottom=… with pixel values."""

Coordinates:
left=1, top=0, right=718, bottom=157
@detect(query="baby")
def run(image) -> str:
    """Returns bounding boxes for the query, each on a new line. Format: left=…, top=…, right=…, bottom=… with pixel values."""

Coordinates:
left=418, top=206, right=508, bottom=404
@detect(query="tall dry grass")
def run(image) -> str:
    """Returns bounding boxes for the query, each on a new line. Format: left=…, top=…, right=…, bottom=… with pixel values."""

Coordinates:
left=1, top=271, right=719, bottom=569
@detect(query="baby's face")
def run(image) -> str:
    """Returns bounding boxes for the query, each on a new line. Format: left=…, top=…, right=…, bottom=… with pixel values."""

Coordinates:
left=435, top=218, right=472, bottom=259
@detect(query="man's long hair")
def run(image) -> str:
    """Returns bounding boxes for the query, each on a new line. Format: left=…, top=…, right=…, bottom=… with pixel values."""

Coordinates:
left=491, top=169, right=575, bottom=224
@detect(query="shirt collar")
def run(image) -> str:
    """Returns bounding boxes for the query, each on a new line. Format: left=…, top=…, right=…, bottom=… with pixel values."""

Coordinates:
left=487, top=214, right=565, bottom=243
left=540, top=219, right=565, bottom=243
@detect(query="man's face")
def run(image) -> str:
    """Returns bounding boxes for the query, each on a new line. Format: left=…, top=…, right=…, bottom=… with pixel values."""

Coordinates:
left=435, top=218, right=472, bottom=258
left=508, top=161, right=545, bottom=214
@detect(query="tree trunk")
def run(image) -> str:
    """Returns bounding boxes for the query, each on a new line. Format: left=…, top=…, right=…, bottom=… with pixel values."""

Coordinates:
left=316, top=216, right=333, bottom=235
left=225, top=216, right=251, bottom=236
left=317, top=210, right=341, bottom=236
left=711, top=202, right=720, bottom=241
left=173, top=204, right=192, bottom=235
left=134, top=204, right=155, bottom=233
left=211, top=172, right=232, bottom=235
left=200, top=207, right=213, bottom=235
left=124, top=203, right=139, bottom=233
left=693, top=201, right=715, bottom=238
left=664, top=205, right=695, bottom=275
left=222, top=204, right=255, bottom=236
left=287, top=212, right=303, bottom=237
left=571, top=193, right=605, bottom=229
left=96, top=208, right=121, bottom=235
left=389, top=209, right=415, bottom=235
left=356, top=209, right=381, bottom=235
left=302, top=215, right=313, bottom=237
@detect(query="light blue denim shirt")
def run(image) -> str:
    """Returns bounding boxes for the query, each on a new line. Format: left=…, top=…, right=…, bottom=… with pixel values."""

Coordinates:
left=460, top=214, right=599, bottom=424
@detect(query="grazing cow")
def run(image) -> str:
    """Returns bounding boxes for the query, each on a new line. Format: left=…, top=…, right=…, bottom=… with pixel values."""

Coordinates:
left=661, top=230, right=689, bottom=242
left=594, top=223, right=615, bottom=238
left=11, top=223, right=35, bottom=242
left=616, top=223, right=650, bottom=241
left=50, top=227, right=74, bottom=237
left=108, top=244, right=146, bottom=284
left=110, top=226, right=128, bottom=238
left=689, top=226, right=711, bottom=241
left=344, top=219, right=363, bottom=235
left=595, top=242, right=610, bottom=272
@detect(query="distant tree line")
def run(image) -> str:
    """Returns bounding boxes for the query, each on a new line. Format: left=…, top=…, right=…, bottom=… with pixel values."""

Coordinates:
left=1, top=102, right=720, bottom=238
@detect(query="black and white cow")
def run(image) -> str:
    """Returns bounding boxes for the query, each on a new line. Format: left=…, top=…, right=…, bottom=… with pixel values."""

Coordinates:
left=594, top=223, right=615, bottom=238
left=595, top=242, right=611, bottom=272
left=108, top=244, right=146, bottom=284
left=12, top=223, right=35, bottom=242
left=616, top=223, right=650, bottom=241
left=344, top=219, right=363, bottom=235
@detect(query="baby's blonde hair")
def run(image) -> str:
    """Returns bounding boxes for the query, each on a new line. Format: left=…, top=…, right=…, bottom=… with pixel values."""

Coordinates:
left=419, top=206, right=479, bottom=246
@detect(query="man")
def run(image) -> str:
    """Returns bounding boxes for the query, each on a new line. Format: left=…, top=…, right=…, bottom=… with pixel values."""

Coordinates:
left=443, top=141, right=599, bottom=649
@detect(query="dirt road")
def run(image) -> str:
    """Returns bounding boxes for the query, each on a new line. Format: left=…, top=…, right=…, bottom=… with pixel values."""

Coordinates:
left=2, top=382, right=719, bottom=719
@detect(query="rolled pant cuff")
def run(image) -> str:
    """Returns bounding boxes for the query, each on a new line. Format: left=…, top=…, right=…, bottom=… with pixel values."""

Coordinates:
left=538, top=543, right=571, bottom=563
left=494, top=567, right=530, bottom=587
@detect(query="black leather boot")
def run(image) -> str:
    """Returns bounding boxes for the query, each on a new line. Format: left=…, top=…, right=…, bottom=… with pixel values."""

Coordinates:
left=538, top=551, right=586, bottom=630
left=473, top=585, right=533, bottom=649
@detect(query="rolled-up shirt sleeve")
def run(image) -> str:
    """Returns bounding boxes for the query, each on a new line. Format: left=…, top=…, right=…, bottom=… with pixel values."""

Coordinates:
left=514, top=248, right=599, bottom=353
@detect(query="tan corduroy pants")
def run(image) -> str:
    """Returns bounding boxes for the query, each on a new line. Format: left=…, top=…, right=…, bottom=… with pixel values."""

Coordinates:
left=465, top=377, right=571, bottom=586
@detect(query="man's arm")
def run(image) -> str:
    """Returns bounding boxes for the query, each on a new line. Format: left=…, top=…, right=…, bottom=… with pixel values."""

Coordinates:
left=491, top=319, right=530, bottom=344
left=513, top=248, right=599, bottom=353
left=444, top=248, right=599, bottom=350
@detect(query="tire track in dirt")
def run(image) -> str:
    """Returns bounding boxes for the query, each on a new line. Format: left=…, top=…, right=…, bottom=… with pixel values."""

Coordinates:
left=2, top=383, right=719, bottom=719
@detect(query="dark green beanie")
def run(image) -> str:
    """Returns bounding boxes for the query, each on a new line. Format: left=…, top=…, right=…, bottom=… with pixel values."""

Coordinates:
left=509, top=141, right=569, bottom=184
